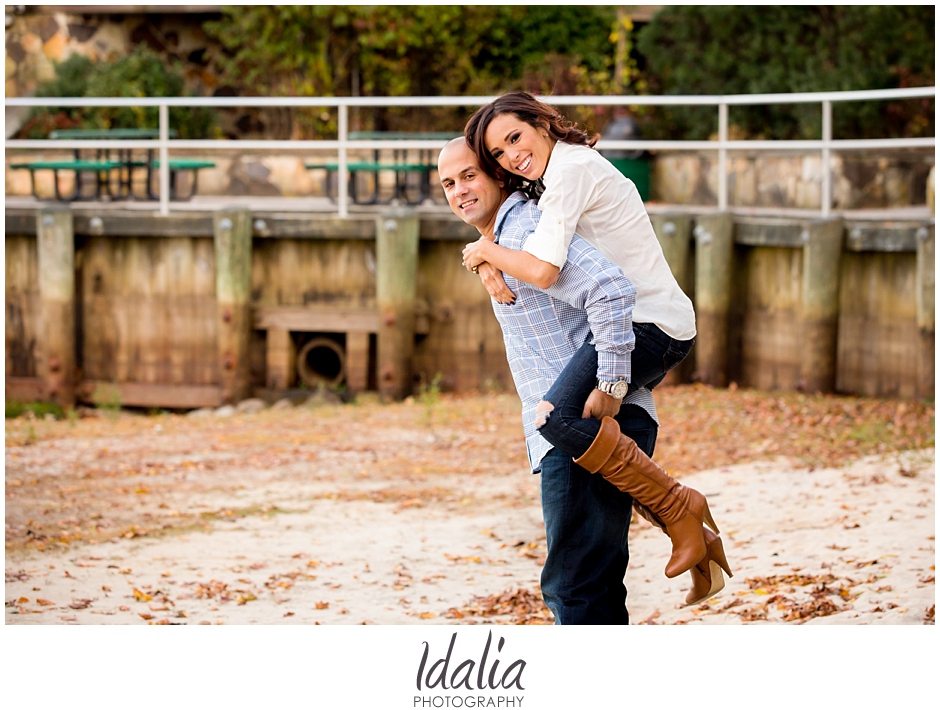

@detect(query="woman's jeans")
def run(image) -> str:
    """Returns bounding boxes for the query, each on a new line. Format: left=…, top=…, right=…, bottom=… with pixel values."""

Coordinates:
left=539, top=405, right=657, bottom=624
left=538, top=322, right=693, bottom=460
left=536, top=322, right=690, bottom=624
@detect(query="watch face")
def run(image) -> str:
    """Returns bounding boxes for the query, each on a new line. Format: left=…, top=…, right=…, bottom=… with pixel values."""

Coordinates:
left=611, top=380, right=629, bottom=399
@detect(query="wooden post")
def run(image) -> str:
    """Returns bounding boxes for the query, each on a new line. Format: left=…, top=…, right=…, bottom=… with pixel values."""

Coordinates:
left=214, top=208, right=252, bottom=403
left=345, top=331, right=370, bottom=393
left=265, top=327, right=295, bottom=390
left=800, top=218, right=844, bottom=393
left=37, top=206, right=76, bottom=406
left=375, top=208, right=419, bottom=400
left=693, top=212, right=733, bottom=387
left=915, top=225, right=935, bottom=399
left=651, top=213, right=694, bottom=384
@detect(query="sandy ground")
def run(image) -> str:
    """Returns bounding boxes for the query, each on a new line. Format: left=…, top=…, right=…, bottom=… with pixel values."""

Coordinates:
left=5, top=399, right=934, bottom=625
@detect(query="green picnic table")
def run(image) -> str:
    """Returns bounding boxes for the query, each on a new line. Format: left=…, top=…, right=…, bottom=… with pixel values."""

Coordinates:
left=306, top=131, right=459, bottom=205
left=10, top=128, right=215, bottom=201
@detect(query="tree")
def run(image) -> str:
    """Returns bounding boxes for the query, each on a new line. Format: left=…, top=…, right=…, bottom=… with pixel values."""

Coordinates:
left=636, top=5, right=935, bottom=140
left=202, top=6, right=624, bottom=136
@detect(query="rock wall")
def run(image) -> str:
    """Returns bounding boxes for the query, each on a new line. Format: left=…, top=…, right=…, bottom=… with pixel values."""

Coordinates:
left=5, top=8, right=220, bottom=100
left=652, top=151, right=934, bottom=210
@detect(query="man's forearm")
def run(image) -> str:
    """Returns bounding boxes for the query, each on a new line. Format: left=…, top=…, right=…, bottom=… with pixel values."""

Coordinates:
left=588, top=262, right=634, bottom=383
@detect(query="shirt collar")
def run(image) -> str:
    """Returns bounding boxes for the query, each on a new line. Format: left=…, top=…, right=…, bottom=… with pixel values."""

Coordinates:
left=494, top=191, right=529, bottom=238
left=546, top=140, right=577, bottom=173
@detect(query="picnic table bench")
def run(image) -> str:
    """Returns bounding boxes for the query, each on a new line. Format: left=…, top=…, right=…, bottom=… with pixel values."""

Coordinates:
left=306, top=131, right=458, bottom=205
left=9, top=128, right=215, bottom=201
left=9, top=158, right=124, bottom=201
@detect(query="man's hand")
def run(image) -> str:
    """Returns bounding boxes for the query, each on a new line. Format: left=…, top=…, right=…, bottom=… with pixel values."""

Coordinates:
left=477, top=262, right=516, bottom=305
left=582, top=388, right=622, bottom=420
left=462, top=238, right=491, bottom=270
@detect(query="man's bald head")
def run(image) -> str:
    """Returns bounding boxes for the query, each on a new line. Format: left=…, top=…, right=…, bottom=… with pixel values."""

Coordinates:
left=438, top=137, right=507, bottom=235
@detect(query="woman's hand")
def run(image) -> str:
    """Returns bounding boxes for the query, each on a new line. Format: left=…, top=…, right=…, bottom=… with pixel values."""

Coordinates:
left=462, top=238, right=492, bottom=270
left=477, top=262, right=516, bottom=305
left=582, top=388, right=622, bottom=421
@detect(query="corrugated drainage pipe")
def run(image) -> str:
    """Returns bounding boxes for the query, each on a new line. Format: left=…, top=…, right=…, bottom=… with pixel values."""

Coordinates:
left=296, top=337, right=345, bottom=388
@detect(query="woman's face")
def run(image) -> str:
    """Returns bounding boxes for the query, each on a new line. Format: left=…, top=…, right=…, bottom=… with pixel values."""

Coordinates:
left=483, top=113, right=555, bottom=181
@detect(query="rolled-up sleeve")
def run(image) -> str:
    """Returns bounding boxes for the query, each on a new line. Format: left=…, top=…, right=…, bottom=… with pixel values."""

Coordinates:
left=546, top=238, right=635, bottom=383
left=522, top=165, right=597, bottom=269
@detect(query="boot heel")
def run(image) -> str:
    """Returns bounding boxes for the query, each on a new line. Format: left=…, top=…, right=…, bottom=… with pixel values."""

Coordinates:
left=684, top=560, right=726, bottom=606
left=705, top=560, right=726, bottom=597
left=701, top=502, right=720, bottom=535
left=708, top=533, right=733, bottom=578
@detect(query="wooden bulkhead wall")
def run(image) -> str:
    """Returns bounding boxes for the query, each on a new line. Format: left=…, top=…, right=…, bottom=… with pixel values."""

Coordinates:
left=4, top=207, right=934, bottom=408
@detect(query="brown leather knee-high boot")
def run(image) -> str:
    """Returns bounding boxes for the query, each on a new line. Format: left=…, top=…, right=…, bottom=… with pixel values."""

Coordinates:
left=574, top=416, right=719, bottom=578
left=632, top=502, right=733, bottom=605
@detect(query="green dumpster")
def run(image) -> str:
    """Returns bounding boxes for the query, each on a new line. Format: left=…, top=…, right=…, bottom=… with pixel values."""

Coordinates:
left=607, top=157, right=650, bottom=202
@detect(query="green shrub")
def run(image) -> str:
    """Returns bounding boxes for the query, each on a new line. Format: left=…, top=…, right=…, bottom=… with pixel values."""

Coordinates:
left=17, top=47, right=215, bottom=139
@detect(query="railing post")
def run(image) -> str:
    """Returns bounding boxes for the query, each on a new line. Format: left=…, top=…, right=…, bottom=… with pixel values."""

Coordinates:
left=338, top=103, right=349, bottom=219
left=821, top=99, right=832, bottom=217
left=159, top=103, right=169, bottom=217
left=718, top=102, right=728, bottom=211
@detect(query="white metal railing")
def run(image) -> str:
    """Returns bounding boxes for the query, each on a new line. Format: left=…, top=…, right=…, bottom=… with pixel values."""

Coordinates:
left=5, top=87, right=935, bottom=218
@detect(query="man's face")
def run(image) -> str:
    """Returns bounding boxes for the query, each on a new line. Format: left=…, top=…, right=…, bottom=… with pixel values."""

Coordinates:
left=438, top=141, right=504, bottom=232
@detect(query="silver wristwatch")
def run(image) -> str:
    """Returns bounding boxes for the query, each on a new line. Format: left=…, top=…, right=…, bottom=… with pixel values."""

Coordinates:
left=596, top=378, right=629, bottom=399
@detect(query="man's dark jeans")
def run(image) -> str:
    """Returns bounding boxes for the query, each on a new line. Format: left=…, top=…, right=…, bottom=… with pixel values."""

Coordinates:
left=539, top=405, right=657, bottom=625
left=535, top=325, right=685, bottom=624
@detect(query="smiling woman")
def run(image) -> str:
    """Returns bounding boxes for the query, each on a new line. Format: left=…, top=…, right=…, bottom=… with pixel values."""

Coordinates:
left=465, top=92, right=598, bottom=199
left=483, top=114, right=556, bottom=181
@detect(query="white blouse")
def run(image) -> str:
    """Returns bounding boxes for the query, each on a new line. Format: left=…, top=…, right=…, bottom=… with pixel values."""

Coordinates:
left=523, top=141, right=697, bottom=340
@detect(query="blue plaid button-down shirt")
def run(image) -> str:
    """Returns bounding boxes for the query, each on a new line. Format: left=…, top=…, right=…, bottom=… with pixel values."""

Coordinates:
left=492, top=191, right=658, bottom=472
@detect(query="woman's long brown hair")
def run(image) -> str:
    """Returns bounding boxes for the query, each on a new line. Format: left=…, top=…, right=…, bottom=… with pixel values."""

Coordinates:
left=464, top=91, right=599, bottom=196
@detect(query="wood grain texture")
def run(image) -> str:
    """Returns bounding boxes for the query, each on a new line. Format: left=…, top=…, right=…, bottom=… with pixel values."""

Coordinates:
left=5, top=234, right=40, bottom=379
left=37, top=207, right=76, bottom=405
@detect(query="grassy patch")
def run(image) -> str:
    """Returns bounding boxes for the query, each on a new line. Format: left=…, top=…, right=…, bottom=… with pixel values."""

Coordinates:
left=5, top=400, right=66, bottom=420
